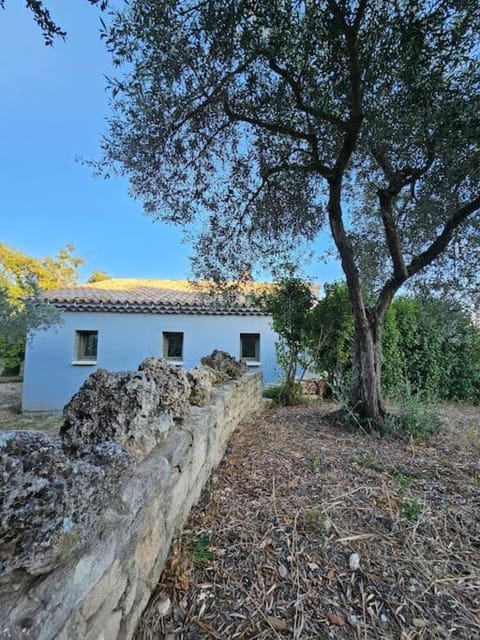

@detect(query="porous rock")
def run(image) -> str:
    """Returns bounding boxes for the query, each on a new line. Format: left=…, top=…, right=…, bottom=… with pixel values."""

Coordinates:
left=138, top=357, right=191, bottom=421
left=61, top=361, right=190, bottom=460
left=200, top=350, right=247, bottom=381
left=0, top=431, right=129, bottom=577
left=187, top=366, right=213, bottom=406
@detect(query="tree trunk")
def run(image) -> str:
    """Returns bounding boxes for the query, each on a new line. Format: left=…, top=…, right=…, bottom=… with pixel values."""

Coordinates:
left=327, top=177, right=392, bottom=430
left=282, top=345, right=298, bottom=405
left=349, top=309, right=386, bottom=430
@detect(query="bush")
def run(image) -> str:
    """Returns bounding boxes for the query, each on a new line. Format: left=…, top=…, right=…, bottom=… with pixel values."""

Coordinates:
left=309, top=283, right=480, bottom=404
left=263, top=382, right=304, bottom=405
left=384, top=393, right=440, bottom=440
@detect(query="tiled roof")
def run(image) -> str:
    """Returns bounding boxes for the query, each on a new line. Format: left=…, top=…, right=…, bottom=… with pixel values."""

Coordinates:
left=44, top=279, right=271, bottom=316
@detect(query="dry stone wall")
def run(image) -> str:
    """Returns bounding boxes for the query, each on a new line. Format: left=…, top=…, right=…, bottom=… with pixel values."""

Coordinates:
left=0, top=354, right=262, bottom=640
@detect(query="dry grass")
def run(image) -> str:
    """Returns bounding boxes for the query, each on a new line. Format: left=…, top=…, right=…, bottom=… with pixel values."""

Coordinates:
left=0, top=382, right=61, bottom=435
left=136, top=402, right=480, bottom=640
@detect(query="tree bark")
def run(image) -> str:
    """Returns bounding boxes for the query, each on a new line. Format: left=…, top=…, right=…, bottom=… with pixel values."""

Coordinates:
left=327, top=177, right=389, bottom=430
left=282, top=344, right=298, bottom=405
left=349, top=309, right=386, bottom=430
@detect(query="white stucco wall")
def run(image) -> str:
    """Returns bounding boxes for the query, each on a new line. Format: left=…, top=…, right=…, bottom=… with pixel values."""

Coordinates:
left=22, top=311, right=280, bottom=411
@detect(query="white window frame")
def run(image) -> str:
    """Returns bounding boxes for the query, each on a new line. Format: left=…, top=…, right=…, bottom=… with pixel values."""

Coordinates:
left=240, top=333, right=261, bottom=365
left=73, top=330, right=98, bottom=365
left=162, top=331, right=184, bottom=364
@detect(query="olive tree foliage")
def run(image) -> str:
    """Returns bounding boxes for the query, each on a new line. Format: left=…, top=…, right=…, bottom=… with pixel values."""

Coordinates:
left=98, top=0, right=480, bottom=429
left=0, top=0, right=107, bottom=45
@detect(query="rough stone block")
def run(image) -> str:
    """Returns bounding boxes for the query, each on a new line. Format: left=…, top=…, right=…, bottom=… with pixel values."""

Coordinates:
left=200, top=350, right=247, bottom=381
left=81, top=560, right=125, bottom=621
left=0, top=432, right=128, bottom=578
left=137, top=358, right=191, bottom=421
left=86, top=609, right=122, bottom=640
left=61, top=365, right=188, bottom=461
left=162, top=429, right=193, bottom=469
left=187, top=366, right=213, bottom=406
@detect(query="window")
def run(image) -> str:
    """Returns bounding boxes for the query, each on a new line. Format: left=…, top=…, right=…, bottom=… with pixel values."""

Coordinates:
left=240, top=333, right=260, bottom=363
left=163, top=332, right=184, bottom=361
left=75, top=330, right=98, bottom=363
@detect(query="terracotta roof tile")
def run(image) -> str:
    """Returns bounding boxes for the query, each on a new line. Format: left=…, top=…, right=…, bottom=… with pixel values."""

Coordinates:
left=44, top=279, right=271, bottom=316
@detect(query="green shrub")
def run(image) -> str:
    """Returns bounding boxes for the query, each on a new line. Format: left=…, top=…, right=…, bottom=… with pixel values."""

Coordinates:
left=384, top=393, right=440, bottom=440
left=309, top=283, right=480, bottom=404
left=391, top=467, right=423, bottom=521
left=263, top=382, right=304, bottom=405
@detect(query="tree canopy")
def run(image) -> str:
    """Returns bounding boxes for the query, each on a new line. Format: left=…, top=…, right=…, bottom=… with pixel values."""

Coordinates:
left=0, top=242, right=83, bottom=300
left=87, top=270, right=111, bottom=283
left=0, top=0, right=107, bottom=45
left=0, top=243, right=83, bottom=373
left=98, top=0, right=480, bottom=427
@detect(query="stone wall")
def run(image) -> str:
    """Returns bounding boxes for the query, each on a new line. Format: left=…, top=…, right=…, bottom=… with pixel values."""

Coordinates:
left=0, top=355, right=263, bottom=640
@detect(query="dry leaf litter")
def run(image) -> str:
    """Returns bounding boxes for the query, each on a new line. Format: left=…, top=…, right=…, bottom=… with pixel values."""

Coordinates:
left=135, top=402, right=480, bottom=640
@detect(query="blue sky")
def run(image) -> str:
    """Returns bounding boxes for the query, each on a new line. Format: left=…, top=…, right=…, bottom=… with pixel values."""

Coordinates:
left=0, top=1, right=341, bottom=284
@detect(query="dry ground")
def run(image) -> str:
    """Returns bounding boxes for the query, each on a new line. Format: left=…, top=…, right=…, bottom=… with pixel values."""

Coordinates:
left=0, top=381, right=61, bottom=435
left=136, top=402, right=480, bottom=640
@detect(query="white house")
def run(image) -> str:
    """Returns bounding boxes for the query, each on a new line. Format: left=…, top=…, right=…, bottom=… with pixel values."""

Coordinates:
left=22, top=279, right=280, bottom=411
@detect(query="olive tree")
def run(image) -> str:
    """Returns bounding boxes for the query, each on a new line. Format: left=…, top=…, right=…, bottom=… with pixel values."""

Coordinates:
left=98, top=0, right=480, bottom=430
left=0, top=0, right=107, bottom=45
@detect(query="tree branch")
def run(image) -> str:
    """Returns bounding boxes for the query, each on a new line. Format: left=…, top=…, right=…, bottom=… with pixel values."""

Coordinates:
left=331, top=4, right=364, bottom=174
left=372, top=136, right=436, bottom=192
left=378, top=190, right=408, bottom=280
left=328, top=177, right=367, bottom=326
left=181, top=122, right=230, bottom=171
left=261, top=160, right=331, bottom=179
left=407, top=195, right=480, bottom=277
left=223, top=100, right=314, bottom=143
left=326, top=0, right=346, bottom=25
left=223, top=100, right=330, bottom=176
left=353, top=0, right=368, bottom=31
left=373, top=137, right=437, bottom=284
left=375, top=194, right=480, bottom=316
left=267, top=58, right=348, bottom=131
left=173, top=58, right=255, bottom=132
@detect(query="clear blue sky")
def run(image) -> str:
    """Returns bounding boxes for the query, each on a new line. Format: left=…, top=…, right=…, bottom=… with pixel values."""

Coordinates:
left=0, top=1, right=341, bottom=284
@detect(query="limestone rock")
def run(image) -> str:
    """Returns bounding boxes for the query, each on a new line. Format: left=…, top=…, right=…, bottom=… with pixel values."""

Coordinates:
left=0, top=431, right=129, bottom=577
left=187, top=367, right=213, bottom=406
left=200, top=350, right=247, bottom=381
left=155, top=594, right=171, bottom=617
left=348, top=553, right=360, bottom=571
left=138, top=358, right=191, bottom=421
left=61, top=362, right=190, bottom=460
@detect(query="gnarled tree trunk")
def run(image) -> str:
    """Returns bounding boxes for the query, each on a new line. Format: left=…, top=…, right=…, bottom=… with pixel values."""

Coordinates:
left=328, top=179, right=390, bottom=431
left=349, top=309, right=386, bottom=430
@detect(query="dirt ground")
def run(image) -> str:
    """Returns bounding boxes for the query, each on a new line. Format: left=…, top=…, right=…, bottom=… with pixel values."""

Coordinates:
left=136, top=401, right=480, bottom=640
left=0, top=381, right=62, bottom=435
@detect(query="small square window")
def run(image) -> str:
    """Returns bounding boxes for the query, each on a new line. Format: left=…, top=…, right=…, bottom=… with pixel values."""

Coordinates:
left=240, top=333, right=260, bottom=362
left=75, top=330, right=98, bottom=362
left=163, top=332, right=184, bottom=361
